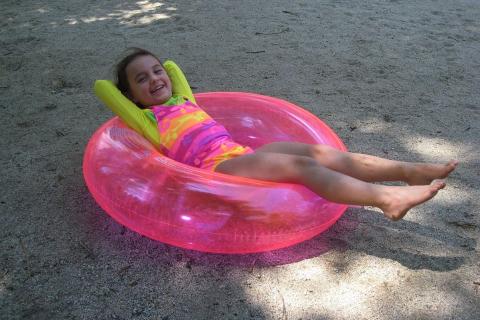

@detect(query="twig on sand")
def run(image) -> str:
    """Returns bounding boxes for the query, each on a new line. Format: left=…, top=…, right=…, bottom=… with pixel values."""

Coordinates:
left=17, top=236, right=33, bottom=277
left=255, top=28, right=290, bottom=36
left=278, top=288, right=287, bottom=320
left=248, top=257, right=258, bottom=273
left=275, top=276, right=288, bottom=320
left=282, top=10, right=299, bottom=16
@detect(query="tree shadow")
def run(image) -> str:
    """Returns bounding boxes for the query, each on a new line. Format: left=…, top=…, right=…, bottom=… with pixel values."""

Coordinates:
left=339, top=208, right=474, bottom=272
left=91, top=203, right=472, bottom=273
left=88, top=201, right=355, bottom=268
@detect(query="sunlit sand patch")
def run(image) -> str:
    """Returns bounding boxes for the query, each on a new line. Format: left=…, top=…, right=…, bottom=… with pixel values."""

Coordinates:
left=401, top=136, right=474, bottom=162
left=62, top=1, right=172, bottom=26
left=136, top=0, right=162, bottom=8
left=240, top=258, right=391, bottom=318
left=135, top=13, right=170, bottom=25
left=65, top=18, right=78, bottom=25
left=242, top=257, right=461, bottom=319
left=80, top=16, right=109, bottom=23
left=355, top=119, right=390, bottom=133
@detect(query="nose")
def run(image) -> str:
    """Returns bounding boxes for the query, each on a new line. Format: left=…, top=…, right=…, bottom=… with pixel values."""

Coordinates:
left=150, top=73, right=160, bottom=83
left=149, top=78, right=159, bottom=88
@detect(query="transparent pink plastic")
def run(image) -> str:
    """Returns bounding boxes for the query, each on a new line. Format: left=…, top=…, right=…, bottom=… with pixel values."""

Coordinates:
left=83, top=92, right=348, bottom=253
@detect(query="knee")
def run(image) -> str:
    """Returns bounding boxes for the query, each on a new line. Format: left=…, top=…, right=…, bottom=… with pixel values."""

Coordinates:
left=310, top=144, right=336, bottom=157
left=285, top=155, right=325, bottom=184
left=291, top=155, right=318, bottom=173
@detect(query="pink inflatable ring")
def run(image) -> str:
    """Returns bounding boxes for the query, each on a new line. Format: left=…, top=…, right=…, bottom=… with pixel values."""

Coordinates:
left=83, top=92, right=348, bottom=253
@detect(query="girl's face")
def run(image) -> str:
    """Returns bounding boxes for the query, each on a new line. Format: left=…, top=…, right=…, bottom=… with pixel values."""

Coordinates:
left=126, top=55, right=172, bottom=107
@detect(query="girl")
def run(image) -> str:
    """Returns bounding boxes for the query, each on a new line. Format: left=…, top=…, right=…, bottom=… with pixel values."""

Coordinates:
left=109, top=48, right=457, bottom=221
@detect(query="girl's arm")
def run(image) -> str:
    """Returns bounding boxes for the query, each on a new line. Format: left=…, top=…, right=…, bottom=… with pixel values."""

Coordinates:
left=163, top=60, right=196, bottom=104
left=94, top=80, right=161, bottom=148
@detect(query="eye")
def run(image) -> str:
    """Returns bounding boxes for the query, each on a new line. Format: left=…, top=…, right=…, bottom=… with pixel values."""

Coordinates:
left=154, top=69, right=163, bottom=75
left=137, top=76, right=147, bottom=83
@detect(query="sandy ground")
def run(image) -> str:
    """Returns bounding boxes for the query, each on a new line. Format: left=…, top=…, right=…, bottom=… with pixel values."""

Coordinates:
left=1, top=0, right=479, bottom=319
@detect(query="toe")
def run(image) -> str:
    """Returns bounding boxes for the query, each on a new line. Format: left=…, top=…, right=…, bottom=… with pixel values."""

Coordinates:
left=431, top=180, right=446, bottom=190
left=449, top=160, right=459, bottom=168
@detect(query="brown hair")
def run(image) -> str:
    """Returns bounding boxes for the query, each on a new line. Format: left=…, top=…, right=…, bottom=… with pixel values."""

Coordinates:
left=114, top=47, right=162, bottom=97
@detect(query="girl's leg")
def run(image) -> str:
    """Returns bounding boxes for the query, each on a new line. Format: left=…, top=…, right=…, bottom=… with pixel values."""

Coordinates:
left=215, top=152, right=446, bottom=221
left=256, top=142, right=457, bottom=185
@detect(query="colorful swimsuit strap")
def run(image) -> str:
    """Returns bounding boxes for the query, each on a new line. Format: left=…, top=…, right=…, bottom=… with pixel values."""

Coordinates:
left=93, top=60, right=194, bottom=149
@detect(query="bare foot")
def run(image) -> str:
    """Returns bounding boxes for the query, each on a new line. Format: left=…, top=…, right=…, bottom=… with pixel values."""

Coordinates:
left=379, top=180, right=446, bottom=221
left=404, top=160, right=458, bottom=185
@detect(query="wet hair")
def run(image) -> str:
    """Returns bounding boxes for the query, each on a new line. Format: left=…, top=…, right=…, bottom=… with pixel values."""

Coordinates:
left=114, top=47, right=162, bottom=97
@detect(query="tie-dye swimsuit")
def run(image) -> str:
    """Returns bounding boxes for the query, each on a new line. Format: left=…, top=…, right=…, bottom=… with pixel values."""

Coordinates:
left=150, top=99, right=253, bottom=171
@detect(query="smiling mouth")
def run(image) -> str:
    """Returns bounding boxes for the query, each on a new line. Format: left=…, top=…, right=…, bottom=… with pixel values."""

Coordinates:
left=151, top=85, right=165, bottom=95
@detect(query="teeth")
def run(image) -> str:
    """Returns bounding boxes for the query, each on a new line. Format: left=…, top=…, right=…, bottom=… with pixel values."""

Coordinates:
left=151, top=85, right=164, bottom=94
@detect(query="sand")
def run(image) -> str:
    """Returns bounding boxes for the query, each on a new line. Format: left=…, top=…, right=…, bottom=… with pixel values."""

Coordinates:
left=1, top=0, right=479, bottom=319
